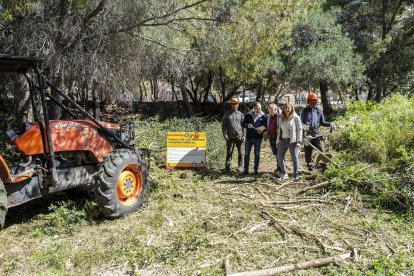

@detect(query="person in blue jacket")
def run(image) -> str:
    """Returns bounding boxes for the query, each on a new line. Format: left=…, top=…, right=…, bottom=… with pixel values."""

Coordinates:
left=300, top=93, right=335, bottom=171
left=241, top=102, right=267, bottom=176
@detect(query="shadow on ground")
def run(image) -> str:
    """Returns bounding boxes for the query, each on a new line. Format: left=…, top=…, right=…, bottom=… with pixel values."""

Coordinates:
left=4, top=188, right=94, bottom=229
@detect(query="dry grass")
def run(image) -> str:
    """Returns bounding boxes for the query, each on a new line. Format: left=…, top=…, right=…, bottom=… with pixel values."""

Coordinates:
left=1, top=144, right=414, bottom=275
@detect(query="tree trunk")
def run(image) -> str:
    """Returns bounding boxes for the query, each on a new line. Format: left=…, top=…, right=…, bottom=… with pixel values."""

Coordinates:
left=375, top=76, right=384, bottom=103
left=170, top=80, right=179, bottom=102
left=82, top=80, right=88, bottom=110
left=188, top=74, right=202, bottom=111
left=256, top=84, right=263, bottom=102
left=202, top=71, right=213, bottom=114
left=180, top=85, right=193, bottom=117
left=203, top=71, right=213, bottom=103
left=92, top=81, right=100, bottom=120
left=150, top=78, right=159, bottom=101
left=367, top=85, right=373, bottom=101
left=142, top=82, right=149, bottom=102
left=170, top=80, right=181, bottom=116
left=219, top=68, right=227, bottom=114
left=138, top=83, right=144, bottom=102
left=354, top=87, right=359, bottom=101
left=319, top=80, right=333, bottom=117
left=49, top=63, right=65, bottom=120
left=14, top=75, right=33, bottom=125
left=49, top=0, right=72, bottom=120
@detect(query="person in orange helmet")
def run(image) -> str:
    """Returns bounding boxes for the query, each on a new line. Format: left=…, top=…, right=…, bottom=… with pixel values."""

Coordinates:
left=300, top=92, right=335, bottom=171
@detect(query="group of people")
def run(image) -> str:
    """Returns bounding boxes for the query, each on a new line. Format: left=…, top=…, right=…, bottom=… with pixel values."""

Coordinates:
left=221, top=93, right=335, bottom=181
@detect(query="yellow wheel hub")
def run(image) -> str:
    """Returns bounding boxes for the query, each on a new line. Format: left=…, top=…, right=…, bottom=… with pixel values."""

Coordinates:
left=116, top=164, right=143, bottom=207
left=118, top=171, right=136, bottom=197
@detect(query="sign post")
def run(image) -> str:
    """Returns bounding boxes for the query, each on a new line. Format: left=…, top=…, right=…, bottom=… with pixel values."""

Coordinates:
left=166, top=132, right=206, bottom=170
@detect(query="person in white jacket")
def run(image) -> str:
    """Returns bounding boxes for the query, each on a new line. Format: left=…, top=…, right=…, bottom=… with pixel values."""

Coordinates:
left=276, top=103, right=303, bottom=181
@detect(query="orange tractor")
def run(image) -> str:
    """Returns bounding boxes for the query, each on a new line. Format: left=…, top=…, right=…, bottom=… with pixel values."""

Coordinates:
left=0, top=56, right=149, bottom=228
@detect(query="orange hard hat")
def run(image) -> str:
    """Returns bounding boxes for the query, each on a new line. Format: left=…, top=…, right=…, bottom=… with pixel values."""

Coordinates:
left=230, top=97, right=239, bottom=105
left=307, top=93, right=318, bottom=100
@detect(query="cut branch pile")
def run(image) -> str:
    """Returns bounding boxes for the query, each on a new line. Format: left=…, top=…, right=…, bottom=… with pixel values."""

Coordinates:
left=218, top=164, right=370, bottom=275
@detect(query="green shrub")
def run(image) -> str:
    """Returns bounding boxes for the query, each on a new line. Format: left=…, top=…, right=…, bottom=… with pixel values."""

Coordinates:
left=332, top=95, right=414, bottom=163
left=30, top=242, right=73, bottom=271
left=30, top=200, right=89, bottom=236
left=135, top=116, right=226, bottom=169
left=329, top=95, right=414, bottom=211
left=369, top=253, right=414, bottom=275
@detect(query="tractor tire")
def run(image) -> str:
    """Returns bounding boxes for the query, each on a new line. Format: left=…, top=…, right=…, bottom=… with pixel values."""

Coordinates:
left=0, top=179, right=7, bottom=229
left=94, top=149, right=148, bottom=218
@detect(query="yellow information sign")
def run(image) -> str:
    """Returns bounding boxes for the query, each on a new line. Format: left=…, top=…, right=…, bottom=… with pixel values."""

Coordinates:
left=166, top=132, right=207, bottom=169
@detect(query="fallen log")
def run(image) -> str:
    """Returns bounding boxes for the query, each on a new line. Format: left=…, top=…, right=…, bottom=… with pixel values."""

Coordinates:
left=265, top=198, right=331, bottom=205
left=261, top=210, right=291, bottom=234
left=261, top=210, right=334, bottom=252
left=261, top=203, right=324, bottom=211
left=228, top=251, right=355, bottom=276
left=297, top=181, right=331, bottom=195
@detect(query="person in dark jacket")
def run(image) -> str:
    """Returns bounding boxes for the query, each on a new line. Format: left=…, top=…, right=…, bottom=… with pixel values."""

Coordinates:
left=222, top=97, right=245, bottom=173
left=300, top=92, right=335, bottom=171
left=241, top=102, right=267, bottom=176
left=266, top=103, right=281, bottom=176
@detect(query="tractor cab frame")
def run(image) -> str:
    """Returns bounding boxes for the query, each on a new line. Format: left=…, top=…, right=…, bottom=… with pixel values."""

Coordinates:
left=0, top=55, right=149, bottom=228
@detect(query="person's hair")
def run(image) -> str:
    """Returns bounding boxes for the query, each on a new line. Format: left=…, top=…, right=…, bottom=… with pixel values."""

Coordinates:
left=282, top=103, right=295, bottom=120
left=230, top=97, right=239, bottom=105
left=268, top=103, right=277, bottom=110
left=253, top=102, right=261, bottom=108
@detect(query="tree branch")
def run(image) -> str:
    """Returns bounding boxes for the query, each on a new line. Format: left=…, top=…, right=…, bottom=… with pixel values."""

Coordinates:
left=133, top=34, right=190, bottom=55
left=63, top=0, right=108, bottom=53
left=386, top=0, right=404, bottom=35
left=83, top=0, right=219, bottom=41
left=141, top=17, right=232, bottom=26
left=83, top=0, right=108, bottom=25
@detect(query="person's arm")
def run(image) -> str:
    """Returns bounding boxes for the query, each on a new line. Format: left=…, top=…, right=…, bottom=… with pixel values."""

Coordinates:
left=241, top=113, right=249, bottom=128
left=296, top=115, right=303, bottom=144
left=222, top=113, right=228, bottom=138
left=276, top=115, right=280, bottom=138
left=276, top=119, right=281, bottom=145
left=255, top=115, right=267, bottom=135
left=319, top=110, right=331, bottom=127
left=241, top=113, right=246, bottom=138
left=263, top=115, right=269, bottom=138
left=300, top=109, right=306, bottom=124
left=262, top=115, right=267, bottom=130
